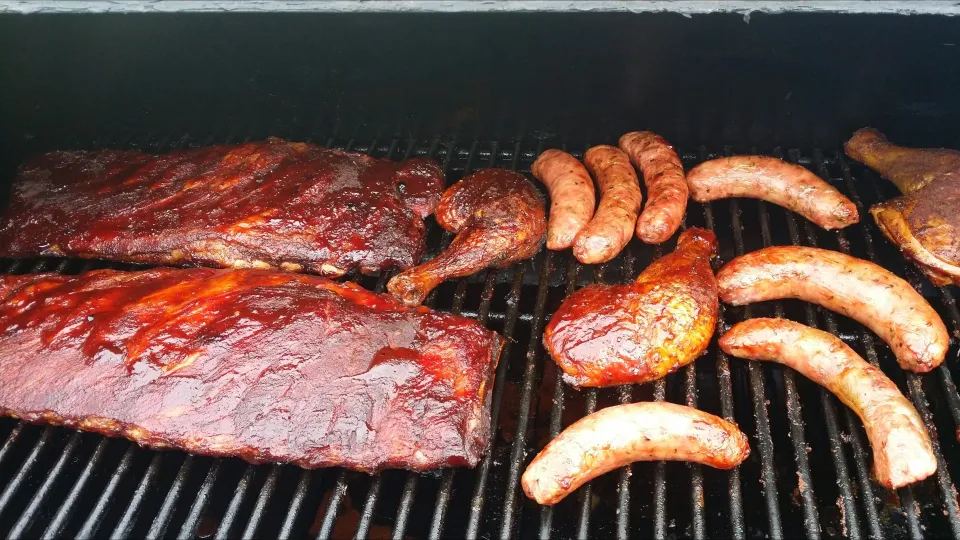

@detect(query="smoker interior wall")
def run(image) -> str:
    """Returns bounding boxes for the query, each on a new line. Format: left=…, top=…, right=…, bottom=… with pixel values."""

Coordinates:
left=1, top=12, right=959, bottom=154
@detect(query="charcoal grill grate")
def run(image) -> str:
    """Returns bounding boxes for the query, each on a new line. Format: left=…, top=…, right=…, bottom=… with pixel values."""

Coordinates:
left=0, top=131, right=959, bottom=539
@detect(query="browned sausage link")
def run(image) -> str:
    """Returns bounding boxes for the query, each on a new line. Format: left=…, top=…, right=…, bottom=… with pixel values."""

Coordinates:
left=717, top=246, right=949, bottom=372
left=531, top=149, right=596, bottom=250
left=521, top=402, right=749, bottom=505
left=572, top=146, right=643, bottom=264
left=687, top=156, right=859, bottom=230
left=619, top=131, right=688, bottom=244
left=720, top=318, right=936, bottom=488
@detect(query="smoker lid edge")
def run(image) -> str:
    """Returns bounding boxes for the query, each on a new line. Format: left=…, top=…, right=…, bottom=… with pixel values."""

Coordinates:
left=2, top=1, right=960, bottom=16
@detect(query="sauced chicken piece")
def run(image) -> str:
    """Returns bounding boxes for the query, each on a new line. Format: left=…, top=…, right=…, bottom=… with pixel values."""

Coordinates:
left=845, top=127, right=960, bottom=285
left=544, top=227, right=718, bottom=387
left=388, top=169, right=546, bottom=306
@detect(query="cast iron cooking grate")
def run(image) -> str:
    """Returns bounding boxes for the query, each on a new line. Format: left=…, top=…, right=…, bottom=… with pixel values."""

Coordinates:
left=0, top=130, right=959, bottom=539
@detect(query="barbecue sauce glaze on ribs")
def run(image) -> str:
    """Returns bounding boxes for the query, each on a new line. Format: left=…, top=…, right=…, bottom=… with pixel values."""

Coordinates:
left=0, top=138, right=445, bottom=276
left=0, top=268, right=503, bottom=471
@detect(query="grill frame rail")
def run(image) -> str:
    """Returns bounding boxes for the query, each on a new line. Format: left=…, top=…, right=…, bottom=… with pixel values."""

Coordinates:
left=0, top=131, right=959, bottom=539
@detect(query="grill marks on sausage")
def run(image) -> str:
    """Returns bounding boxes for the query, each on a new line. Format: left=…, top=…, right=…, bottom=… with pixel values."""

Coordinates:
left=687, top=155, right=859, bottom=230
left=720, top=318, right=935, bottom=489
left=717, top=246, right=948, bottom=372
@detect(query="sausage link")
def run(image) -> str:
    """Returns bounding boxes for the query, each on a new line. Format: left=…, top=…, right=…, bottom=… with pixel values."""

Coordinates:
left=687, top=156, right=859, bottom=230
left=521, top=402, right=749, bottom=505
left=720, top=318, right=936, bottom=489
left=619, top=131, right=688, bottom=244
left=573, top=145, right=643, bottom=264
left=531, top=149, right=596, bottom=250
left=717, top=246, right=948, bottom=372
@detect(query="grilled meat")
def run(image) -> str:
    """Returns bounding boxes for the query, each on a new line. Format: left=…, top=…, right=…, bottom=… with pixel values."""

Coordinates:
left=717, top=246, right=949, bottom=373
left=687, top=155, right=859, bottom=230
left=573, top=145, right=643, bottom=264
left=522, top=402, right=749, bottom=505
left=845, top=128, right=960, bottom=285
left=544, top=227, right=718, bottom=387
left=387, top=169, right=546, bottom=306
left=0, top=268, right=502, bottom=472
left=721, top=318, right=935, bottom=489
left=619, top=131, right=688, bottom=244
left=0, top=138, right=444, bottom=276
left=531, top=149, right=596, bottom=250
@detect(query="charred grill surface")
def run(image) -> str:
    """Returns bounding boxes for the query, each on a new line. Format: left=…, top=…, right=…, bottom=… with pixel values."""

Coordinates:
left=0, top=138, right=445, bottom=276
left=0, top=268, right=502, bottom=472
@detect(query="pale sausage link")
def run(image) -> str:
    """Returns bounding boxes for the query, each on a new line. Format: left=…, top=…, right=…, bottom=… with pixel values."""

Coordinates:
left=687, top=155, right=859, bottom=230
left=720, top=318, right=936, bottom=489
left=717, top=246, right=948, bottom=372
left=573, top=145, right=643, bottom=264
left=619, top=131, right=688, bottom=244
left=531, top=149, right=596, bottom=250
left=521, top=402, right=749, bottom=505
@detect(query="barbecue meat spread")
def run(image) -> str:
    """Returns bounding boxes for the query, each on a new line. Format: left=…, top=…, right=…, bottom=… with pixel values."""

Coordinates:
left=0, top=268, right=503, bottom=471
left=845, top=128, right=960, bottom=285
left=0, top=138, right=445, bottom=276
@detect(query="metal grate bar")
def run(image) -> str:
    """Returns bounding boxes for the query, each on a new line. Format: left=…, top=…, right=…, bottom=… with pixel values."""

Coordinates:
left=41, top=439, right=109, bottom=540
left=537, top=260, right=577, bottom=539
left=147, top=456, right=196, bottom=540
left=575, top=258, right=610, bottom=540
left=278, top=470, right=313, bottom=540
left=652, top=378, right=668, bottom=540
left=387, top=136, right=459, bottom=540
left=215, top=465, right=256, bottom=540
left=802, top=162, right=916, bottom=537
left=615, top=247, right=638, bottom=540
left=499, top=248, right=554, bottom=539
left=0, top=428, right=53, bottom=521
left=575, top=388, right=599, bottom=540
left=76, top=444, right=137, bottom=539
left=728, top=196, right=784, bottom=540
left=829, top=150, right=960, bottom=537
left=353, top=272, right=398, bottom=539
left=781, top=150, right=883, bottom=538
left=391, top=474, right=420, bottom=540
left=701, top=201, right=746, bottom=538
left=7, top=431, right=81, bottom=539
left=240, top=464, right=281, bottom=540
left=0, top=423, right=24, bottom=469
left=110, top=452, right=164, bottom=539
left=176, top=460, right=222, bottom=540
left=428, top=139, right=493, bottom=540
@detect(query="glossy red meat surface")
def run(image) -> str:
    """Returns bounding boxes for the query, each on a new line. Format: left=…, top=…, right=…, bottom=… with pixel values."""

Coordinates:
left=0, top=138, right=444, bottom=276
left=0, top=268, right=502, bottom=471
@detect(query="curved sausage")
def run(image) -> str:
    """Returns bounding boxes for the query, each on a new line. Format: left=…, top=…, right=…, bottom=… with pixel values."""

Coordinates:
left=531, top=149, right=596, bottom=250
left=717, top=246, right=948, bottom=372
left=521, top=402, right=749, bottom=505
left=687, top=156, right=859, bottom=230
left=619, top=131, right=688, bottom=244
left=720, top=318, right=936, bottom=489
left=572, top=145, right=643, bottom=264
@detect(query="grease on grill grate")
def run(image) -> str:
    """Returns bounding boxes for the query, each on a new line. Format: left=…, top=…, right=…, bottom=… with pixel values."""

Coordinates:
left=1, top=133, right=960, bottom=539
